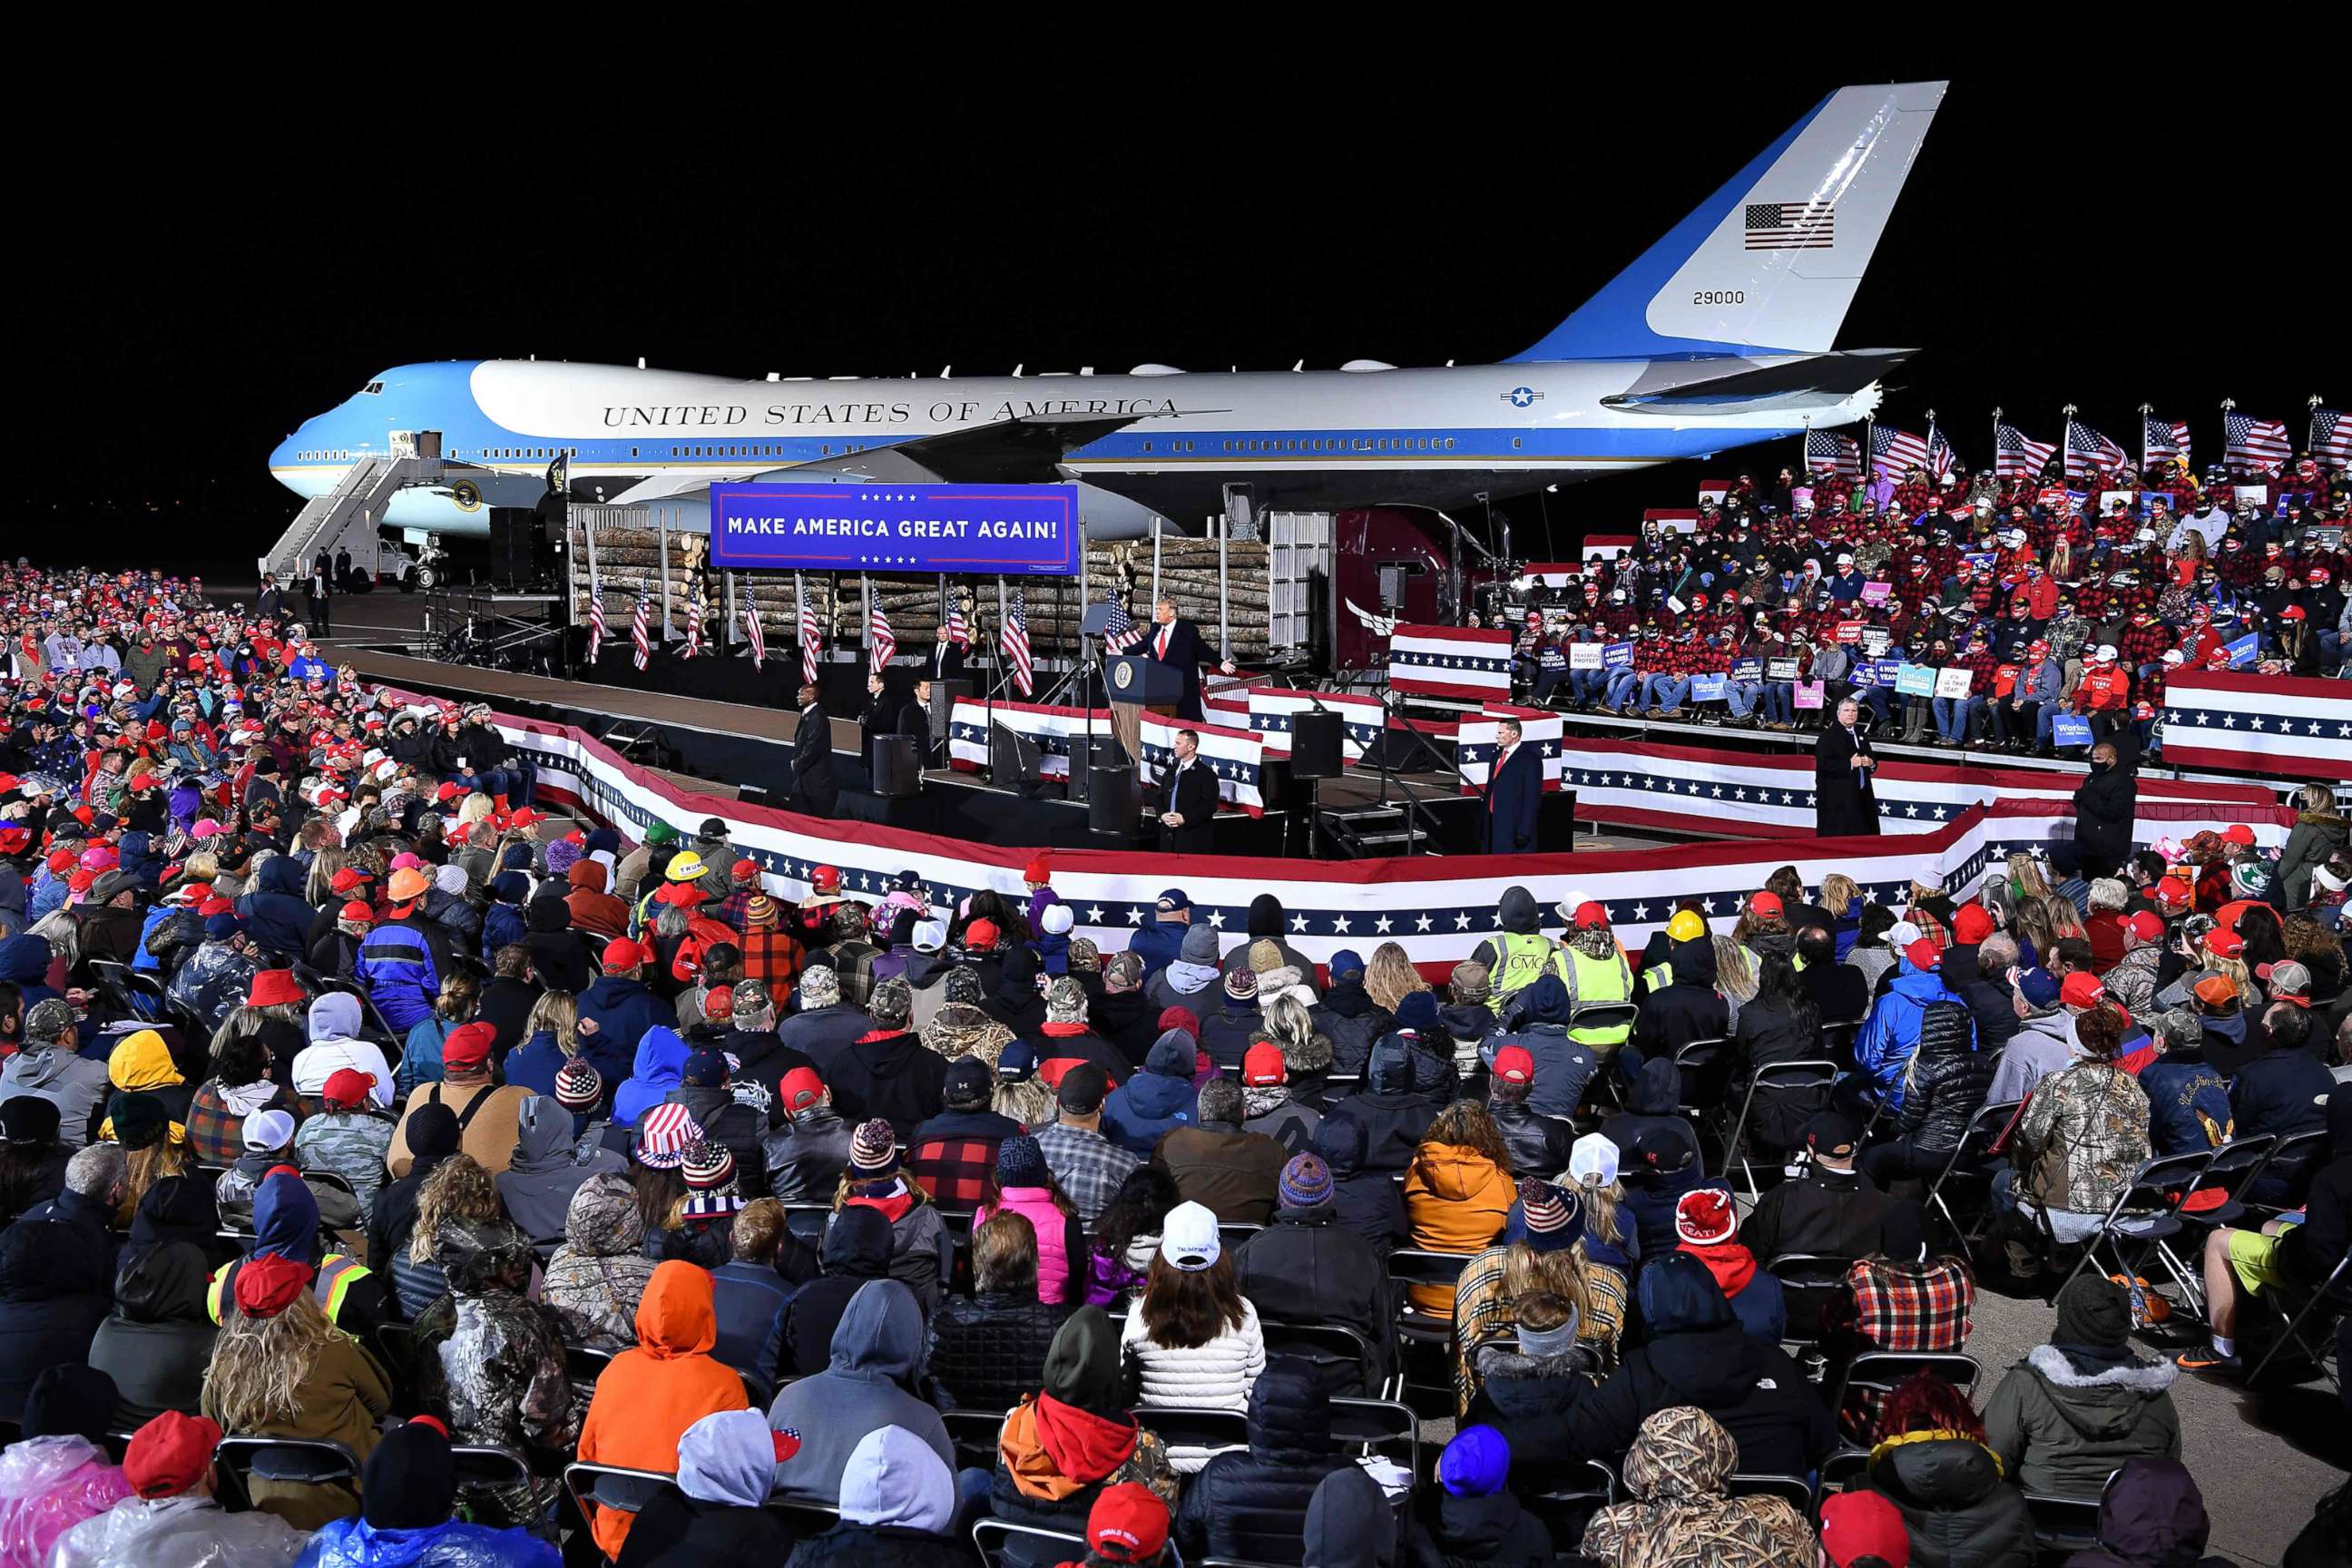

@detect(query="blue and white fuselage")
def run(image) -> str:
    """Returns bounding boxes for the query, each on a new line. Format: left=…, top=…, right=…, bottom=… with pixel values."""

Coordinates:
left=268, top=82, right=1945, bottom=542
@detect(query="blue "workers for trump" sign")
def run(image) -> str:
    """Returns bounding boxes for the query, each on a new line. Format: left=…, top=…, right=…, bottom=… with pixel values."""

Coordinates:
left=707, top=484, right=1081, bottom=575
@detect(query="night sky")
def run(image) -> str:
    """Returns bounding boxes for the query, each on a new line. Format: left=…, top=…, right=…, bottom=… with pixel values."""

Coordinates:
left=24, top=40, right=2335, bottom=575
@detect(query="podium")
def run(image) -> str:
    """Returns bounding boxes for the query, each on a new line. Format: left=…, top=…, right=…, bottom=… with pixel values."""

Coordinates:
left=1105, top=654, right=1184, bottom=764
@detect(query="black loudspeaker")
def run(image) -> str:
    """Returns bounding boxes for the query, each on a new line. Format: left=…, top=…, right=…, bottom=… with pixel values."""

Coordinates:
left=1087, top=765, right=1135, bottom=833
left=873, top=736, right=921, bottom=798
left=487, top=510, right=534, bottom=587
left=1290, top=710, right=1345, bottom=779
left=931, top=679, right=972, bottom=741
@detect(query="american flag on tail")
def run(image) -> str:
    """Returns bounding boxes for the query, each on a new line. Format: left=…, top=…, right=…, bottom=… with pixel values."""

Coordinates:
left=1001, top=589, right=1033, bottom=696
left=1806, top=429, right=1861, bottom=478
left=1101, top=595, right=1144, bottom=654
left=741, top=577, right=765, bottom=671
left=631, top=594, right=651, bottom=671
left=1869, top=426, right=1929, bottom=477
left=2223, top=411, right=2291, bottom=475
left=2064, top=420, right=2128, bottom=483
left=2310, top=407, right=2352, bottom=467
left=798, top=591, right=820, bottom=686
left=869, top=600, right=896, bottom=669
left=587, top=577, right=606, bottom=662
left=1994, top=424, right=2057, bottom=482
left=2144, top=416, right=2190, bottom=466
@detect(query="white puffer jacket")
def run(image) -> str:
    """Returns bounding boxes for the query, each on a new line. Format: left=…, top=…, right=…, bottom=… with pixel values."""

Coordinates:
left=1120, top=1296, right=1267, bottom=1472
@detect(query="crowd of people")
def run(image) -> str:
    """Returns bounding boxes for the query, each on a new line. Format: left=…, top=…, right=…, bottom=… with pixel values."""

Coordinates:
left=0, top=556, right=2344, bottom=1568
left=1517, top=453, right=2348, bottom=754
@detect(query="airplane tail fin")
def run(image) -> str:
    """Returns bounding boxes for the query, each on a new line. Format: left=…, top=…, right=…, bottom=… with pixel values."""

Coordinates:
left=1509, top=81, right=1946, bottom=363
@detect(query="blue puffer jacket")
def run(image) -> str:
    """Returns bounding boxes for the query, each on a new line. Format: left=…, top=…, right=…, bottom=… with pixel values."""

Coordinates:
left=294, top=1514, right=560, bottom=1566
left=1854, top=957, right=1955, bottom=1112
left=1100, top=1031, right=1198, bottom=1156
left=355, top=921, right=442, bottom=1032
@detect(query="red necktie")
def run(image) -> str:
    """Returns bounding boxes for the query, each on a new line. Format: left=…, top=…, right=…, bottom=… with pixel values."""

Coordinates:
left=1154, top=626, right=1170, bottom=659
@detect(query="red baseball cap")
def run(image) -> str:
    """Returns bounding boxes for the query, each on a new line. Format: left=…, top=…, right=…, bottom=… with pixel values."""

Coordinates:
left=322, top=1068, right=376, bottom=1108
left=246, top=969, right=304, bottom=1009
left=602, top=936, right=652, bottom=973
left=1572, top=901, right=1611, bottom=931
left=441, top=1021, right=496, bottom=1071
left=1903, top=938, right=1941, bottom=971
left=1952, top=904, right=1994, bottom=946
left=1242, top=1042, right=1287, bottom=1086
left=730, top=858, right=760, bottom=882
left=809, top=864, right=841, bottom=894
left=964, top=918, right=1001, bottom=952
left=2153, top=877, right=2192, bottom=909
left=122, top=1411, right=224, bottom=1500
left=2122, top=910, right=2164, bottom=944
left=1085, top=1483, right=1171, bottom=1565
left=2204, top=928, right=2245, bottom=959
left=1157, top=1005, right=1200, bottom=1041
left=2221, top=824, right=2257, bottom=846
left=1493, top=1045, right=1536, bottom=1085
left=1749, top=891, right=1784, bottom=919
left=2059, top=972, right=2107, bottom=1011
left=339, top=900, right=375, bottom=925
left=1820, top=1488, right=1912, bottom=1568
left=779, top=1066, right=826, bottom=1113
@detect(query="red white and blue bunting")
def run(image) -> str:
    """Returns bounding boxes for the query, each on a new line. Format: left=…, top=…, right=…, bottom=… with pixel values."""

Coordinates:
left=946, top=697, right=1104, bottom=779
left=2160, top=671, right=2352, bottom=783
left=1388, top=622, right=1514, bottom=701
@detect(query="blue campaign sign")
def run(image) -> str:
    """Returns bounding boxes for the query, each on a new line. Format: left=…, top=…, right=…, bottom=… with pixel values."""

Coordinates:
left=1894, top=662, right=1938, bottom=697
left=1692, top=673, right=1729, bottom=701
left=1849, top=659, right=1902, bottom=690
left=2051, top=713, right=2094, bottom=749
left=2223, top=632, right=2259, bottom=669
left=1730, top=658, right=1764, bottom=682
left=1602, top=641, right=1635, bottom=669
left=707, top=483, right=1082, bottom=575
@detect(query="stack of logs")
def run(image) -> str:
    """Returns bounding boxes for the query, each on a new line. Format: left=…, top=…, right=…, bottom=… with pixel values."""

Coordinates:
left=571, top=522, right=1273, bottom=662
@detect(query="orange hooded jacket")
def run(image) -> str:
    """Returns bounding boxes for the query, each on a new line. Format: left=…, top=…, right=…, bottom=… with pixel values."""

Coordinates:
left=575, top=1259, right=750, bottom=1557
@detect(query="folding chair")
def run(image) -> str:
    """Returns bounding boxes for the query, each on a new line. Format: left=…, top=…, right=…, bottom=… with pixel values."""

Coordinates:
left=2247, top=1252, right=2350, bottom=1390
left=1764, top=1253, right=1851, bottom=1352
left=2048, top=1149, right=2215, bottom=1298
left=1727, top=1473, right=1816, bottom=1511
left=974, top=1519, right=1088, bottom=1568
left=87, top=959, right=157, bottom=1023
left=764, top=1496, right=843, bottom=1537
left=213, top=1435, right=360, bottom=1508
left=1388, top=1249, right=1475, bottom=1347
left=1330, top=1395, right=1421, bottom=1532
left=1721, top=1060, right=1838, bottom=1200
left=2239, top=1128, right=2328, bottom=1215
left=564, top=1342, right=616, bottom=1406
left=1830, top=1350, right=1982, bottom=1428
left=1260, top=1320, right=1393, bottom=1399
left=738, top=1366, right=776, bottom=1411
left=1815, top=1446, right=1871, bottom=1503
left=1922, top=1098, right=2023, bottom=1246
left=781, top=1202, right=832, bottom=1249
left=1818, top=1018, right=1862, bottom=1069
left=940, top=1407, right=1007, bottom=1470
left=449, top=1443, right=533, bottom=1495
left=2023, top=1489, right=2105, bottom=1557
left=1131, top=1406, right=1249, bottom=1456
left=563, top=1460, right=673, bottom=1539
left=1218, top=1221, right=1265, bottom=1256
left=2155, top=1135, right=2275, bottom=1318
left=1671, top=1036, right=1734, bottom=1155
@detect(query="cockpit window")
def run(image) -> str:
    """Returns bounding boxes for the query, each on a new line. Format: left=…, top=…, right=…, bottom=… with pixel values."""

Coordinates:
left=362, top=381, right=384, bottom=396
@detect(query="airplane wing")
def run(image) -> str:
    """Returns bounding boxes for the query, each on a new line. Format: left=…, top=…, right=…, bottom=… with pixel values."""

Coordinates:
left=753, top=411, right=1151, bottom=485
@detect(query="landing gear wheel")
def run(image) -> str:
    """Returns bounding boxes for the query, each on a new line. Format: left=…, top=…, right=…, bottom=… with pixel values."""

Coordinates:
left=413, top=565, right=436, bottom=592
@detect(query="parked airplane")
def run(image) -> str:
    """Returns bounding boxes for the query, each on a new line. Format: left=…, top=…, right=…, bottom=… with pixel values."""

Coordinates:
left=269, top=81, right=1944, bottom=555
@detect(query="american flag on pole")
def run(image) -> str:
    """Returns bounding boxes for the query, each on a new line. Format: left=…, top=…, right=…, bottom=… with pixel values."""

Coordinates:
left=2144, top=416, right=2190, bottom=466
left=1869, top=426, right=1930, bottom=478
left=631, top=594, right=651, bottom=671
left=868, top=600, right=897, bottom=669
left=587, top=577, right=606, bottom=662
left=2064, top=420, right=2128, bottom=483
left=1001, top=589, right=1034, bottom=696
left=1743, top=201, right=1835, bottom=249
left=2223, top=411, right=2291, bottom=475
left=1101, top=595, right=1144, bottom=654
left=2310, top=407, right=2352, bottom=466
left=683, top=582, right=705, bottom=659
left=798, top=586, right=820, bottom=686
left=1806, top=429, right=1862, bottom=478
left=1926, top=421, right=1957, bottom=480
left=1994, top=424, right=2057, bottom=482
left=741, top=577, right=765, bottom=671
left=945, top=602, right=970, bottom=648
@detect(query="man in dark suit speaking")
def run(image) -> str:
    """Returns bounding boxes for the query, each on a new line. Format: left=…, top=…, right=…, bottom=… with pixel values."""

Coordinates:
left=1152, top=728, right=1220, bottom=852
left=1814, top=694, right=1881, bottom=837
left=1484, top=717, right=1544, bottom=854
left=792, top=682, right=838, bottom=819
left=1144, top=595, right=1236, bottom=722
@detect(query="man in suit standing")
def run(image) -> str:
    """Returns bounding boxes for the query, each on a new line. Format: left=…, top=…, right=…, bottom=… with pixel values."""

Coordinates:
left=1484, top=717, right=1544, bottom=854
left=897, top=676, right=936, bottom=765
left=1144, top=596, right=1235, bottom=722
left=1814, top=694, right=1881, bottom=837
left=792, top=682, right=838, bottom=819
left=256, top=573, right=285, bottom=623
left=930, top=631, right=966, bottom=683
left=856, top=671, right=893, bottom=774
left=1152, top=728, right=1219, bottom=852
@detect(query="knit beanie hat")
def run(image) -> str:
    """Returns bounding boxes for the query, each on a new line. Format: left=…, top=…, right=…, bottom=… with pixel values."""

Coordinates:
left=1278, top=1152, right=1333, bottom=1210
left=362, top=1417, right=456, bottom=1531
left=1438, top=1426, right=1511, bottom=1499
left=1673, top=1187, right=1739, bottom=1247
left=1179, top=924, right=1219, bottom=964
left=2053, top=1274, right=2132, bottom=1349
left=848, top=1117, right=897, bottom=1175
left=995, top=1133, right=1049, bottom=1189
left=554, top=1057, right=603, bottom=1111
left=1514, top=1179, right=1585, bottom=1254
left=1223, top=965, right=1259, bottom=1002
left=682, top=1139, right=736, bottom=1191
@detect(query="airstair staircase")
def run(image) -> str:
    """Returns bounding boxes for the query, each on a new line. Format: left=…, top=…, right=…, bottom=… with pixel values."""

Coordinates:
left=258, top=436, right=453, bottom=583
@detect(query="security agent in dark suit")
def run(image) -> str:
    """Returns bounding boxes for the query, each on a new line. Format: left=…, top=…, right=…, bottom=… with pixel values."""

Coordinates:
left=896, top=675, right=936, bottom=764
left=856, top=671, right=893, bottom=773
left=1813, top=694, right=1881, bottom=837
left=1483, top=717, right=1544, bottom=853
left=930, top=633, right=966, bottom=682
left=1143, top=595, right=1236, bottom=722
left=1152, top=727, right=1220, bottom=852
left=792, top=682, right=838, bottom=818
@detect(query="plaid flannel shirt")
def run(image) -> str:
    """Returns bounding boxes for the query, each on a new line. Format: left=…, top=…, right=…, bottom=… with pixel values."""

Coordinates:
left=1034, top=1122, right=1141, bottom=1228
left=907, top=1134, right=1003, bottom=1210
left=1450, top=1242, right=1628, bottom=1416
left=737, top=924, right=802, bottom=990
left=1825, top=1254, right=1974, bottom=1437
